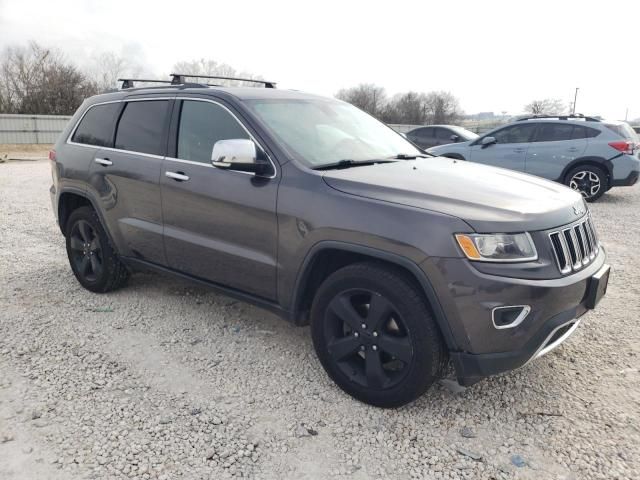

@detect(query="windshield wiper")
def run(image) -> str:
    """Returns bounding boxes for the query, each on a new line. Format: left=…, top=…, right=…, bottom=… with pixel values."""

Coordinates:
left=389, top=153, right=434, bottom=159
left=312, top=159, right=397, bottom=171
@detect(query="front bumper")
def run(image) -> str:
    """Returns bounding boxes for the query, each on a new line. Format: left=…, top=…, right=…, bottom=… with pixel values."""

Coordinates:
left=421, top=250, right=608, bottom=386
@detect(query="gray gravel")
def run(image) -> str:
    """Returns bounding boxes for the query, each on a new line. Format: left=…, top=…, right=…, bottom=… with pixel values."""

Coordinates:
left=1, top=159, right=639, bottom=480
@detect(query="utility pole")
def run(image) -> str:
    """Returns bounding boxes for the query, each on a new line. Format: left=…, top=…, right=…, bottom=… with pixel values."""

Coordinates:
left=625, top=108, right=628, bottom=121
left=572, top=87, right=579, bottom=114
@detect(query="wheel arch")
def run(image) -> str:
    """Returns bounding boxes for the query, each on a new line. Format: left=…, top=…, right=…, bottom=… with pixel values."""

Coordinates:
left=290, top=241, right=458, bottom=351
left=558, top=156, right=612, bottom=186
left=57, top=189, right=115, bottom=248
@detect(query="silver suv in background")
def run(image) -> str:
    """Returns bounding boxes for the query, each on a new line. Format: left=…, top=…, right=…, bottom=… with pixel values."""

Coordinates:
left=405, top=125, right=478, bottom=149
left=427, top=115, right=640, bottom=201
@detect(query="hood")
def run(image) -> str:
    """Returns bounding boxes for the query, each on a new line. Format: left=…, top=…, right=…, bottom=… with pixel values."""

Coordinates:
left=322, top=157, right=585, bottom=232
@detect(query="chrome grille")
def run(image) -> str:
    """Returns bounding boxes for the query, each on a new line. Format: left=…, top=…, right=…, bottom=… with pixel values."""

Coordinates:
left=549, top=216, right=599, bottom=274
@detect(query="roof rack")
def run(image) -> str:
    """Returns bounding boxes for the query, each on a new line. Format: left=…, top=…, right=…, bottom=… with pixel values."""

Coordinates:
left=118, top=78, right=214, bottom=90
left=170, top=73, right=276, bottom=88
left=517, top=113, right=601, bottom=122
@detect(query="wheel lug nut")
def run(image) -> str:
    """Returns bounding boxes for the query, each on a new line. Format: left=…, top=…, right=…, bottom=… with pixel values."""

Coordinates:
left=360, top=345, right=365, bottom=351
left=372, top=345, right=378, bottom=351
left=373, top=331, right=378, bottom=337
left=354, top=332, right=359, bottom=338
left=361, top=323, right=367, bottom=329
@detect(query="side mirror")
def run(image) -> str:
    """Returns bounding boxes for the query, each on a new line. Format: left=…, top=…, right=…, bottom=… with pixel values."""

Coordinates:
left=481, top=136, right=497, bottom=148
left=450, top=134, right=460, bottom=142
left=211, top=139, right=271, bottom=175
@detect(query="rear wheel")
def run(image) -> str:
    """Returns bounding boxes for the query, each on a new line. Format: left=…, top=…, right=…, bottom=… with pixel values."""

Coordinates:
left=65, top=206, right=129, bottom=293
left=310, top=262, right=446, bottom=408
left=565, top=165, right=607, bottom=202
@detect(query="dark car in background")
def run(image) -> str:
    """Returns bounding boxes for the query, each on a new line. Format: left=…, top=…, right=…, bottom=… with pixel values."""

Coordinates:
left=406, top=125, right=478, bottom=149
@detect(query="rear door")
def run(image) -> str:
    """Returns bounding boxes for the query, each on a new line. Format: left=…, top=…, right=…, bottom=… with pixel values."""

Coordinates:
left=468, top=123, right=537, bottom=172
left=524, top=122, right=589, bottom=180
left=87, top=97, right=172, bottom=265
left=160, top=97, right=279, bottom=300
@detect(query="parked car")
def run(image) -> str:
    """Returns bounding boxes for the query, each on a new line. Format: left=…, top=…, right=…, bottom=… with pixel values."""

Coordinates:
left=49, top=76, right=610, bottom=407
left=405, top=125, right=478, bottom=149
left=427, top=115, right=640, bottom=201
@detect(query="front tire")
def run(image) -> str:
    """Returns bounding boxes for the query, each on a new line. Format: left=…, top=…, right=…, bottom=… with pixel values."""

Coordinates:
left=65, top=206, right=129, bottom=293
left=310, top=262, right=446, bottom=408
left=565, top=165, right=607, bottom=202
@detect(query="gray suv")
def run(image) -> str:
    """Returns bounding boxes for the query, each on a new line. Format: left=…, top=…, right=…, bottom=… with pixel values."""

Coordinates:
left=49, top=75, right=610, bottom=407
left=427, top=115, right=640, bottom=201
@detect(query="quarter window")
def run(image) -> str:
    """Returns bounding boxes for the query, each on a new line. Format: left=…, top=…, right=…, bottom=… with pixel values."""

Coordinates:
left=115, top=100, right=169, bottom=155
left=177, top=100, right=250, bottom=163
left=71, top=103, right=120, bottom=147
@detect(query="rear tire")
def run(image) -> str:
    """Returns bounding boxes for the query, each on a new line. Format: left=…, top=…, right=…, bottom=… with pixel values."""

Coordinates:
left=565, top=165, right=607, bottom=202
left=65, top=206, right=129, bottom=293
left=310, top=262, right=446, bottom=408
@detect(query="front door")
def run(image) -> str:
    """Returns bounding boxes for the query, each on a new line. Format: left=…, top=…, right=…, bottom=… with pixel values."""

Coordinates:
left=469, top=123, right=537, bottom=172
left=160, top=98, right=279, bottom=300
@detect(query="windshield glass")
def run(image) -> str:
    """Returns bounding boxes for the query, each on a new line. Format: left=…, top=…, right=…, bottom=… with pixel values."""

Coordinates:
left=244, top=98, right=422, bottom=167
left=450, top=126, right=479, bottom=140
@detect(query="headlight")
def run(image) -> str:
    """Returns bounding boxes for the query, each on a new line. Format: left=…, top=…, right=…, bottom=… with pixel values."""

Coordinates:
left=455, top=232, right=537, bottom=262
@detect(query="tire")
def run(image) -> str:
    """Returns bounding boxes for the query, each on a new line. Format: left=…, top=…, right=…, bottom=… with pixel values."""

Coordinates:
left=565, top=165, right=607, bottom=202
left=310, top=262, right=447, bottom=408
left=65, top=206, right=129, bottom=293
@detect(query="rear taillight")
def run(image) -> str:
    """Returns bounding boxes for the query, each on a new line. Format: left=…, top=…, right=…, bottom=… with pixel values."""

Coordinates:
left=48, top=150, right=56, bottom=161
left=608, top=141, right=634, bottom=155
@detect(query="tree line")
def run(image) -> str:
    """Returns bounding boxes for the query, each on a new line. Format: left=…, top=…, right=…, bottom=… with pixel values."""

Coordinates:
left=336, top=84, right=463, bottom=125
left=0, top=42, right=263, bottom=116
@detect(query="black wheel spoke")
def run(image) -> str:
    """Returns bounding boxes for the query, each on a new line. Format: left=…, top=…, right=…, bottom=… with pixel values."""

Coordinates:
left=365, top=349, right=386, bottom=389
left=80, top=256, right=91, bottom=276
left=78, top=220, right=91, bottom=243
left=329, top=295, right=363, bottom=331
left=89, top=255, right=101, bottom=277
left=327, top=335, right=361, bottom=361
left=70, top=236, right=84, bottom=251
left=367, top=294, right=393, bottom=330
left=378, top=334, right=412, bottom=364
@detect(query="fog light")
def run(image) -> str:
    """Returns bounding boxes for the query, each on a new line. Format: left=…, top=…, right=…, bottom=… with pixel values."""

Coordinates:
left=492, top=305, right=531, bottom=329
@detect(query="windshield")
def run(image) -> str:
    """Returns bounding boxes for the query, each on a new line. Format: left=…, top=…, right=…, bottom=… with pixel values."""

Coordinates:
left=244, top=98, right=422, bottom=167
left=450, top=126, right=479, bottom=140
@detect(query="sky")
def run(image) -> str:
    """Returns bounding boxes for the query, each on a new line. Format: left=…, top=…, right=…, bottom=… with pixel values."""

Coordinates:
left=1, top=0, right=639, bottom=120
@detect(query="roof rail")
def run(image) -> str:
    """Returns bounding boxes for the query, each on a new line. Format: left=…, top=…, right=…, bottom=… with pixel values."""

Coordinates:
left=516, top=113, right=601, bottom=122
left=117, top=78, right=210, bottom=90
left=170, top=73, right=276, bottom=88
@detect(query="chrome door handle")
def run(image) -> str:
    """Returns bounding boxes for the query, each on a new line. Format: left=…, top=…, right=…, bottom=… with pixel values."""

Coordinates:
left=95, top=158, right=112, bottom=166
left=166, top=171, right=190, bottom=182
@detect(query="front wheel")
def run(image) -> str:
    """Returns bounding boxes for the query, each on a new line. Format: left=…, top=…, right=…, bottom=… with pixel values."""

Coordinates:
left=565, top=165, right=607, bottom=202
left=310, top=262, right=446, bottom=408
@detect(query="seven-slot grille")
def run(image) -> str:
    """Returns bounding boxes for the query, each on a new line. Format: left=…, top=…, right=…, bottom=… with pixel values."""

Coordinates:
left=548, top=216, right=599, bottom=274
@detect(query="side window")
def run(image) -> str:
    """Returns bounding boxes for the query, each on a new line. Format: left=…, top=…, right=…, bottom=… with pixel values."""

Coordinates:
left=583, top=127, right=601, bottom=139
left=177, top=100, right=250, bottom=163
left=115, top=100, right=170, bottom=155
left=71, top=103, right=120, bottom=147
left=418, top=127, right=433, bottom=139
left=536, top=124, right=574, bottom=142
left=436, top=128, right=453, bottom=140
left=492, top=124, right=537, bottom=144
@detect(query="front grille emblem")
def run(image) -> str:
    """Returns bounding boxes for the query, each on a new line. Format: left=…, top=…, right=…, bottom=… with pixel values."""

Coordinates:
left=573, top=204, right=585, bottom=216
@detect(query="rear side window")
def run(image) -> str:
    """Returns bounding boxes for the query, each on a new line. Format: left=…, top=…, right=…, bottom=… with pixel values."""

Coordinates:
left=535, top=124, right=574, bottom=142
left=115, top=100, right=170, bottom=155
left=177, top=100, right=249, bottom=163
left=71, top=103, right=120, bottom=147
left=605, top=122, right=639, bottom=141
left=571, top=126, right=600, bottom=139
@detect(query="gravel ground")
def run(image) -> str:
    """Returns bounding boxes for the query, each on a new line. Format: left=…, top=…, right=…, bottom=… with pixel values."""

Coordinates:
left=0, top=158, right=638, bottom=480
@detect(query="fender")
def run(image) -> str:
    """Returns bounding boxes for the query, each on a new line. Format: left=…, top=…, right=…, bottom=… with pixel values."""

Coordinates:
left=56, top=187, right=119, bottom=250
left=556, top=156, right=613, bottom=185
left=290, top=240, right=458, bottom=351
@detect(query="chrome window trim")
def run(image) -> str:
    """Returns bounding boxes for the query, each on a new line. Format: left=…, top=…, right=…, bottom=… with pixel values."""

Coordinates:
left=173, top=96, right=277, bottom=179
left=65, top=96, right=278, bottom=179
left=491, top=305, right=531, bottom=330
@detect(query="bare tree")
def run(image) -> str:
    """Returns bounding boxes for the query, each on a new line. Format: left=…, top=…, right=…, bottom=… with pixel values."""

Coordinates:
left=335, top=84, right=387, bottom=117
left=172, top=59, right=263, bottom=86
left=89, top=52, right=142, bottom=92
left=0, top=42, right=97, bottom=115
left=524, top=98, right=565, bottom=116
left=423, top=91, right=462, bottom=124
